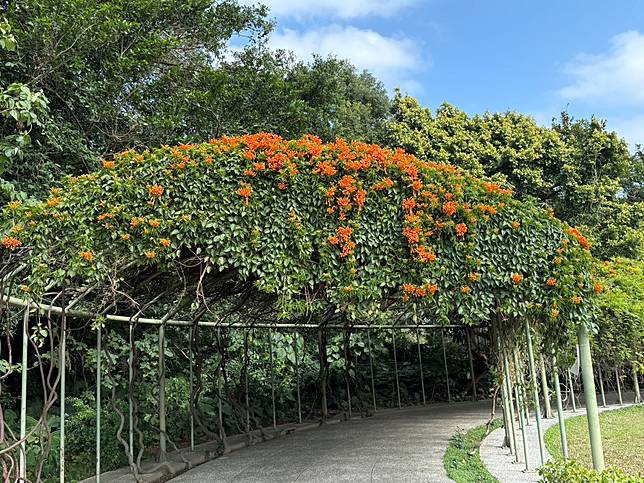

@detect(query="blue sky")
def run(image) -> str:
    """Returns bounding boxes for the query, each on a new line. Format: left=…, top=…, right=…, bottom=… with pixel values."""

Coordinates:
left=247, top=0, right=644, bottom=147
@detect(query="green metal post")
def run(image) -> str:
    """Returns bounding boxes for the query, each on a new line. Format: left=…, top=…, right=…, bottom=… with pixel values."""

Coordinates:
left=293, top=331, right=302, bottom=424
left=539, top=357, right=553, bottom=418
left=615, top=366, right=623, bottom=406
left=577, top=324, right=605, bottom=471
left=512, top=350, right=529, bottom=470
left=128, top=322, right=134, bottom=459
left=60, top=314, right=67, bottom=482
left=416, top=329, right=426, bottom=405
left=499, top=355, right=513, bottom=453
left=524, top=319, right=545, bottom=465
left=552, top=354, right=569, bottom=460
left=367, top=328, right=377, bottom=412
left=442, top=329, right=451, bottom=403
left=392, top=330, right=401, bottom=408
left=158, top=324, right=167, bottom=462
left=345, top=331, right=352, bottom=418
left=466, top=328, right=477, bottom=401
left=19, top=305, right=29, bottom=481
left=245, top=331, right=250, bottom=433
left=217, top=328, right=223, bottom=430
left=269, top=329, right=277, bottom=429
left=189, top=326, right=194, bottom=451
left=633, top=365, right=641, bottom=404
left=568, top=369, right=577, bottom=412
left=96, top=325, right=102, bottom=481
left=502, top=350, right=518, bottom=461
left=597, top=364, right=607, bottom=408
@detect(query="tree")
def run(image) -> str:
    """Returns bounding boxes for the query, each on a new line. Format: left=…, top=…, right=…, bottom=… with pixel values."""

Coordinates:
left=386, top=92, right=644, bottom=260
left=0, top=17, right=48, bottom=200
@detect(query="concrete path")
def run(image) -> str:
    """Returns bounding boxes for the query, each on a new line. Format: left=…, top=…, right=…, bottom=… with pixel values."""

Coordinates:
left=480, top=392, right=637, bottom=483
left=171, top=400, right=493, bottom=483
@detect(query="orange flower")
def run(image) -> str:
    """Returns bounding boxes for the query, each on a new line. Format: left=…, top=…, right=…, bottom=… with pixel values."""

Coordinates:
left=511, top=274, right=524, bottom=284
left=468, top=272, right=480, bottom=282
left=243, top=150, right=256, bottom=160
left=159, top=239, right=171, bottom=248
left=325, top=187, right=336, bottom=198
left=149, top=184, right=164, bottom=197
left=571, top=296, right=582, bottom=305
left=237, top=184, right=252, bottom=204
left=120, top=233, right=131, bottom=241
left=411, top=179, right=422, bottom=191
left=416, top=245, right=437, bottom=263
left=2, top=236, right=22, bottom=251
left=403, top=226, right=421, bottom=244
left=593, top=283, right=603, bottom=294
left=130, top=217, right=143, bottom=228
left=402, top=198, right=416, bottom=212
left=442, top=201, right=458, bottom=216
left=46, top=198, right=61, bottom=208
left=148, top=219, right=161, bottom=228
left=355, top=189, right=366, bottom=209
left=145, top=251, right=157, bottom=260
left=79, top=251, right=93, bottom=262
left=338, top=175, right=355, bottom=190
left=567, top=227, right=591, bottom=250
left=102, top=160, right=115, bottom=169
left=546, top=278, right=557, bottom=286
left=278, top=182, right=288, bottom=191
left=328, top=236, right=340, bottom=245
left=512, top=221, right=521, bottom=229
left=550, top=308, right=560, bottom=318
left=427, top=283, right=438, bottom=295
left=461, top=286, right=471, bottom=294
left=373, top=178, right=394, bottom=190
left=455, top=223, right=468, bottom=237
left=243, top=168, right=257, bottom=178
left=6, top=200, right=22, bottom=210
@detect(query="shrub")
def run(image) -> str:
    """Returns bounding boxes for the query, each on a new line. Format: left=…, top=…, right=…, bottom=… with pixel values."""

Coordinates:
left=538, top=460, right=644, bottom=483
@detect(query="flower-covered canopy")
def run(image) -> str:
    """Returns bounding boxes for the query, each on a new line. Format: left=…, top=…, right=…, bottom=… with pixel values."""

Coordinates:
left=1, top=134, right=596, bottom=327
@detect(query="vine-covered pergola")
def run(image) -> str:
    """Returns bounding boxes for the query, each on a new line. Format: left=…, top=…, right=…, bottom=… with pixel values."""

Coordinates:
left=1, top=134, right=606, bottom=481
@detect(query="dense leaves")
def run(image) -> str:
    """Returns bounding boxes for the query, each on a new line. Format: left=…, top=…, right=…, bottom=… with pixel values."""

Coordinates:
left=2, top=134, right=596, bottom=327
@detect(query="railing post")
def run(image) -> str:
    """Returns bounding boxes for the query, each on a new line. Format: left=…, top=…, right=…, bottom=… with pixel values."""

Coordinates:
left=60, top=311, right=67, bottom=482
left=293, top=331, right=302, bottom=424
left=552, top=353, right=569, bottom=460
left=597, top=364, right=607, bottom=408
left=189, top=326, right=194, bottom=451
left=466, top=328, right=477, bottom=401
left=633, top=365, right=641, bottom=404
left=524, top=319, right=545, bottom=465
left=577, top=324, right=605, bottom=471
left=128, top=322, right=134, bottom=460
left=158, top=324, right=167, bottom=462
left=269, top=328, right=277, bottom=429
left=416, top=328, right=426, bottom=405
left=96, top=325, right=102, bottom=481
left=502, top=349, right=518, bottom=460
left=512, top=350, right=529, bottom=470
left=392, top=329, right=401, bottom=408
left=539, top=356, right=553, bottom=418
left=568, top=369, right=577, bottom=412
left=441, top=329, right=451, bottom=403
left=19, top=305, right=29, bottom=481
left=367, top=328, right=377, bottom=412
left=344, top=330, right=352, bottom=417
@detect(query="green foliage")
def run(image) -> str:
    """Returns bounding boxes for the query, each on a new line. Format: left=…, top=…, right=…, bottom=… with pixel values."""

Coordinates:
left=443, top=420, right=501, bottom=483
left=2, top=134, right=596, bottom=327
left=539, top=460, right=643, bottom=483
left=594, top=258, right=644, bottom=367
left=386, top=93, right=644, bottom=260
left=0, top=17, right=49, bottom=199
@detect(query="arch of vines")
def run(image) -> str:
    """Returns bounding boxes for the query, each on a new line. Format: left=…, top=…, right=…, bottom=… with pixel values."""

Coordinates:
left=0, top=133, right=599, bottom=478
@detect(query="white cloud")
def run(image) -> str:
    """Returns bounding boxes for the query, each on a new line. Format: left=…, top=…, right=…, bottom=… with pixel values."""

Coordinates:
left=558, top=30, right=644, bottom=105
left=248, top=0, right=418, bottom=19
left=268, top=25, right=424, bottom=88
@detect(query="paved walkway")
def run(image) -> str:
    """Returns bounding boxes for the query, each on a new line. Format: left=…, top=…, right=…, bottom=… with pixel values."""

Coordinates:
left=480, top=392, right=637, bottom=482
left=171, top=400, right=493, bottom=482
